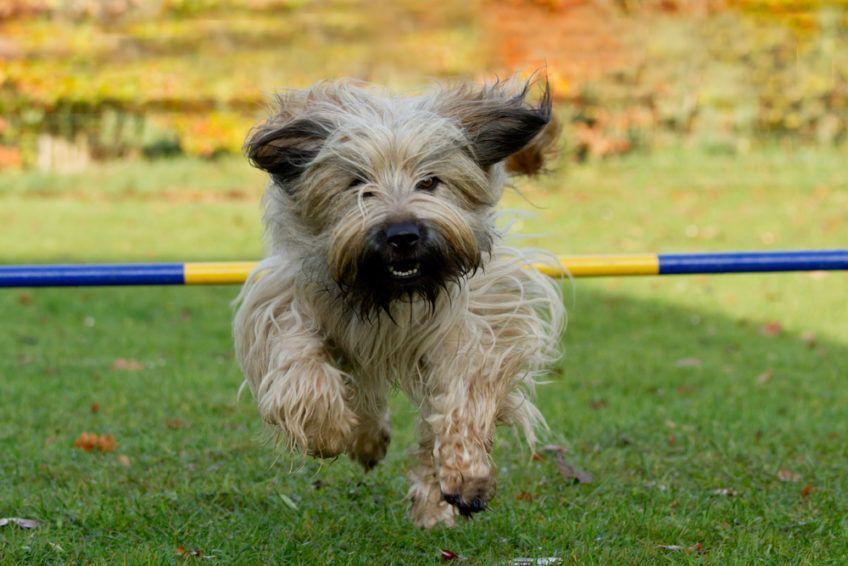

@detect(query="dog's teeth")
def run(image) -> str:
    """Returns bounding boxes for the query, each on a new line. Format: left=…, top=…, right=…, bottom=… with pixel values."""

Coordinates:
left=389, top=263, right=420, bottom=278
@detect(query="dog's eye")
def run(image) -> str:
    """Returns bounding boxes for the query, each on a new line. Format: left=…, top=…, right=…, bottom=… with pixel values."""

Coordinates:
left=416, top=176, right=440, bottom=192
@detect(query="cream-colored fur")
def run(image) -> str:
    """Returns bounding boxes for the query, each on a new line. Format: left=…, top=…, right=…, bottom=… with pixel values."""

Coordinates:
left=234, top=78, right=564, bottom=527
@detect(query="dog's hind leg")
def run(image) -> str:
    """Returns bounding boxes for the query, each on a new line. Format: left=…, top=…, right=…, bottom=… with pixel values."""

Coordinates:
left=346, top=378, right=391, bottom=471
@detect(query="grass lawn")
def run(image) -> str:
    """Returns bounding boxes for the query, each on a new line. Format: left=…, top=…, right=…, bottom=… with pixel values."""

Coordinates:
left=1, top=148, right=846, bottom=563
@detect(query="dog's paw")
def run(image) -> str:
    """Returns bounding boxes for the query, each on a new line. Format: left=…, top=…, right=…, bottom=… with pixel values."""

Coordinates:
left=408, top=471, right=458, bottom=528
left=410, top=495, right=458, bottom=528
left=348, top=421, right=391, bottom=471
left=439, top=471, right=496, bottom=518
left=302, top=406, right=359, bottom=458
left=263, top=396, right=358, bottom=458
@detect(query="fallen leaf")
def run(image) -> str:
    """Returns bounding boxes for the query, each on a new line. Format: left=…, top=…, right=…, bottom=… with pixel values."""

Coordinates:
left=800, top=484, right=813, bottom=497
left=657, top=543, right=703, bottom=553
left=279, top=493, right=299, bottom=511
left=117, top=454, right=131, bottom=467
left=531, top=452, right=544, bottom=462
left=760, top=322, right=783, bottom=337
left=90, top=402, right=100, bottom=414
left=778, top=469, right=801, bottom=483
left=97, top=434, right=117, bottom=453
left=73, top=432, right=97, bottom=452
left=801, top=331, right=817, bottom=349
left=675, top=357, right=702, bottom=368
left=543, top=445, right=592, bottom=484
left=112, top=358, right=144, bottom=371
left=17, top=292, right=32, bottom=305
left=73, top=432, right=117, bottom=453
left=515, top=491, right=534, bottom=501
left=176, top=546, right=203, bottom=558
left=440, top=549, right=461, bottom=561
left=667, top=434, right=677, bottom=446
left=711, top=487, right=739, bottom=497
left=0, top=517, right=39, bottom=529
left=590, top=399, right=608, bottom=410
left=166, top=418, right=186, bottom=430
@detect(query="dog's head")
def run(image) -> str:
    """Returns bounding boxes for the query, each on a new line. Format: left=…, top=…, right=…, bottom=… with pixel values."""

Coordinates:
left=246, top=78, right=554, bottom=316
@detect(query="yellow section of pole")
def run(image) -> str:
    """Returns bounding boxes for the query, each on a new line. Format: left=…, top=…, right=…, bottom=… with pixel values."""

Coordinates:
left=539, top=254, right=660, bottom=277
left=183, top=262, right=258, bottom=284
left=183, top=255, right=661, bottom=285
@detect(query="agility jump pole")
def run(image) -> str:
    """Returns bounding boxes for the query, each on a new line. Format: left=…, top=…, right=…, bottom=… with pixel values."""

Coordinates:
left=0, top=250, right=846, bottom=287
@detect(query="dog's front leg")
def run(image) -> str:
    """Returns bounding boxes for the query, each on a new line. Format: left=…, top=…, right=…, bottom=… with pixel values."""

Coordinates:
left=255, top=348, right=358, bottom=458
left=408, top=417, right=459, bottom=528
left=428, top=381, right=498, bottom=519
left=237, top=313, right=358, bottom=457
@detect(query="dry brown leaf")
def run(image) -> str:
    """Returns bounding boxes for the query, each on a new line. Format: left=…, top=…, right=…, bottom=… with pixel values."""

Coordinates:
left=97, top=434, right=117, bottom=453
left=17, top=292, right=32, bottom=305
left=166, top=418, right=186, bottom=430
left=112, top=358, right=144, bottom=371
left=176, top=546, right=203, bottom=558
left=117, top=454, right=131, bottom=467
left=515, top=491, right=534, bottom=501
left=543, top=445, right=592, bottom=484
left=440, top=549, right=461, bottom=560
left=801, top=331, right=817, bottom=349
left=73, top=432, right=117, bottom=453
left=760, top=322, right=783, bottom=337
left=800, top=484, right=813, bottom=497
left=590, top=399, right=608, bottom=410
left=778, top=469, right=801, bottom=483
left=90, top=402, right=100, bottom=414
left=73, top=432, right=97, bottom=452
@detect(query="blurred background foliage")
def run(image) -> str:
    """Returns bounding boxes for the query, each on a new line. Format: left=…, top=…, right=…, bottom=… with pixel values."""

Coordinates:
left=0, top=0, right=846, bottom=170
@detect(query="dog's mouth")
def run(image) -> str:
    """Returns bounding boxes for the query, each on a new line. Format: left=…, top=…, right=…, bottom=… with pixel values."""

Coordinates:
left=387, top=259, right=421, bottom=281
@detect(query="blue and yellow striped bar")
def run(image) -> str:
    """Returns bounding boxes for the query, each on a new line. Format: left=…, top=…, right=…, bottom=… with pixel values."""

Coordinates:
left=0, top=251, right=846, bottom=287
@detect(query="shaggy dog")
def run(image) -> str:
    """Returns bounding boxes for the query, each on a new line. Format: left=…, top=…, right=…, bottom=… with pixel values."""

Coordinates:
left=233, top=77, right=565, bottom=528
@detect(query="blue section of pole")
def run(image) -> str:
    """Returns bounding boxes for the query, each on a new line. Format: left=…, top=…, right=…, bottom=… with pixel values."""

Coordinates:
left=658, top=250, right=848, bottom=275
left=0, top=263, right=185, bottom=287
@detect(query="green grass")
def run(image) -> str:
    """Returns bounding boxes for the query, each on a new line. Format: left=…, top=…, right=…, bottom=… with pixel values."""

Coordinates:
left=1, top=148, right=847, bottom=562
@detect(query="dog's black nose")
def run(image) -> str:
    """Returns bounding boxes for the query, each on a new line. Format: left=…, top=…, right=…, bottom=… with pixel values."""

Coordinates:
left=385, top=221, right=421, bottom=251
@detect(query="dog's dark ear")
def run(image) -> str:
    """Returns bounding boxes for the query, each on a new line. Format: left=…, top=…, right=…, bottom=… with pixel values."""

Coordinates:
left=443, top=78, right=553, bottom=171
left=244, top=117, right=331, bottom=189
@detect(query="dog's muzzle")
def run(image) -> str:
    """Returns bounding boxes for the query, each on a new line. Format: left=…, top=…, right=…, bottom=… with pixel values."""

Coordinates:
left=381, top=220, right=426, bottom=284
